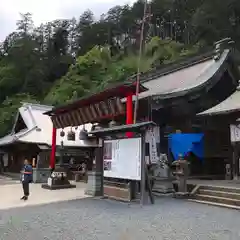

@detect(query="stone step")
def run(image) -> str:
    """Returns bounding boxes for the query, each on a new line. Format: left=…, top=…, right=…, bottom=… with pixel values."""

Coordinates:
left=154, top=177, right=174, bottom=181
left=188, top=199, right=240, bottom=210
left=153, top=189, right=174, bottom=195
left=194, top=194, right=240, bottom=206
left=153, top=181, right=174, bottom=194
left=199, top=189, right=240, bottom=200
left=153, top=192, right=173, bottom=197
left=201, top=185, right=240, bottom=194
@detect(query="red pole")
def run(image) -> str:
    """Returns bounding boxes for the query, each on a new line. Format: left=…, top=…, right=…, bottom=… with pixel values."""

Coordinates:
left=50, top=127, right=57, bottom=169
left=126, top=93, right=133, bottom=138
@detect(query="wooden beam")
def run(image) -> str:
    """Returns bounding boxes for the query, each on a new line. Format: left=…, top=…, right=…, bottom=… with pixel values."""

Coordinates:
left=145, top=163, right=154, bottom=204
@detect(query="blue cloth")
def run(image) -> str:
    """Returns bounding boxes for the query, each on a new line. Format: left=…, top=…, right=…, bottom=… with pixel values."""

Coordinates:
left=168, top=133, right=204, bottom=160
left=21, top=164, right=33, bottom=183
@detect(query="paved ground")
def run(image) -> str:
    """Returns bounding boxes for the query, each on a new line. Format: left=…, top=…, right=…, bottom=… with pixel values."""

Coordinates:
left=0, top=193, right=240, bottom=240
left=0, top=175, right=19, bottom=185
left=0, top=182, right=88, bottom=210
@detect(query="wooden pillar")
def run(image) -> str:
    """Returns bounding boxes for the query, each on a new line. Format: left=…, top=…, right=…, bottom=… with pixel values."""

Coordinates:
left=232, top=143, right=239, bottom=180
left=236, top=144, right=240, bottom=179
left=140, top=132, right=146, bottom=205
left=126, top=93, right=134, bottom=138
left=50, top=127, right=57, bottom=169
left=85, top=146, right=104, bottom=196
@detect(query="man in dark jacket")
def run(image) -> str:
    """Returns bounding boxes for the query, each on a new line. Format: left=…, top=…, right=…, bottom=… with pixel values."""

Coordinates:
left=20, top=159, right=33, bottom=201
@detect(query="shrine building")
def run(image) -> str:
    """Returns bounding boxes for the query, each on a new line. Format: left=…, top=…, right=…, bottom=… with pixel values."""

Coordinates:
left=45, top=38, right=240, bottom=181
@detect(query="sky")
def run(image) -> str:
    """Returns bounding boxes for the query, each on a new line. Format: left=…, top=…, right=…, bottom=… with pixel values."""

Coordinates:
left=0, top=0, right=136, bottom=41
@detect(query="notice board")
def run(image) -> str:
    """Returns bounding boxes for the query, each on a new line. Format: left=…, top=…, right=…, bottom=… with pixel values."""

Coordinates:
left=103, top=138, right=141, bottom=180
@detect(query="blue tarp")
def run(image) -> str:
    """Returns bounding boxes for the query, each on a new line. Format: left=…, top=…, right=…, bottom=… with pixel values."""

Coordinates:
left=168, top=133, right=204, bottom=160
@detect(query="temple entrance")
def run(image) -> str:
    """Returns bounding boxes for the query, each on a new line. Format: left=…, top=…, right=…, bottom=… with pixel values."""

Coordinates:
left=55, top=148, right=93, bottom=182
left=42, top=82, right=156, bottom=204
left=157, top=115, right=232, bottom=181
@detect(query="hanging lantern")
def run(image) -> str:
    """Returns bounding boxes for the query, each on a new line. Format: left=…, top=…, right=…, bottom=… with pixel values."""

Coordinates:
left=109, top=120, right=117, bottom=128
left=90, top=124, right=96, bottom=132
left=60, top=130, right=65, bottom=137
left=79, top=126, right=88, bottom=140
left=94, top=123, right=103, bottom=131
left=79, top=128, right=88, bottom=140
left=67, top=128, right=76, bottom=141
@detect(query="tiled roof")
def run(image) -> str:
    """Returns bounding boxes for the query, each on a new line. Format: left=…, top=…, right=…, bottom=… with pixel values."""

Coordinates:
left=0, top=103, right=97, bottom=147
left=198, top=89, right=240, bottom=116
left=139, top=49, right=230, bottom=100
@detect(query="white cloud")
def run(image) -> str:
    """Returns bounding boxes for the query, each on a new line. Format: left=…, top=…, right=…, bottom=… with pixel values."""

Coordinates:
left=0, top=0, right=136, bottom=41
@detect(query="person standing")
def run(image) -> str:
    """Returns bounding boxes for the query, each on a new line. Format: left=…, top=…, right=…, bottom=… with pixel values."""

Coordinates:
left=20, top=159, right=33, bottom=201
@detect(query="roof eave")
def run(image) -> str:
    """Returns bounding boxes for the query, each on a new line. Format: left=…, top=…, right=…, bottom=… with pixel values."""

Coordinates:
left=45, top=83, right=148, bottom=116
left=198, top=108, right=240, bottom=117
left=140, top=52, right=214, bottom=84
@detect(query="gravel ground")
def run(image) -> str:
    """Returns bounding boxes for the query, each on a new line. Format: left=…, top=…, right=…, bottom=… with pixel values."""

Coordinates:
left=0, top=197, right=239, bottom=240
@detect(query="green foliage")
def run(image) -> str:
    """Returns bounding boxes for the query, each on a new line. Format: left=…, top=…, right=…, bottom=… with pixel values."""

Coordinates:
left=45, top=38, right=199, bottom=105
left=0, top=94, right=38, bottom=135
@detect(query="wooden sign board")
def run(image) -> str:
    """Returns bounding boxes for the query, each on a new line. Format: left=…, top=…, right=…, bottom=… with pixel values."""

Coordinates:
left=52, top=97, right=125, bottom=128
left=230, top=124, right=240, bottom=142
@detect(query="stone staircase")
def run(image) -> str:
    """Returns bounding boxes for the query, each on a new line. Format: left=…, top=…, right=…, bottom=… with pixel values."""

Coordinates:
left=189, top=185, right=240, bottom=210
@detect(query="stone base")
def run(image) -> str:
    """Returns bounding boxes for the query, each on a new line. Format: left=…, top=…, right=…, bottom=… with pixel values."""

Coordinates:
left=233, top=175, right=240, bottom=180
left=84, top=189, right=102, bottom=196
left=85, top=171, right=103, bottom=197
left=42, top=183, right=76, bottom=190
left=153, top=178, right=174, bottom=194
left=173, top=192, right=189, bottom=199
left=41, top=166, right=76, bottom=190
left=33, top=168, right=51, bottom=183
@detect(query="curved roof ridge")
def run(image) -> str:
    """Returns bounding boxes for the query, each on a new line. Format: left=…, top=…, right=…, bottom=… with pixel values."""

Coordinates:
left=140, top=50, right=214, bottom=83
left=21, top=102, right=53, bottom=111
left=139, top=49, right=231, bottom=101
left=139, top=37, right=235, bottom=84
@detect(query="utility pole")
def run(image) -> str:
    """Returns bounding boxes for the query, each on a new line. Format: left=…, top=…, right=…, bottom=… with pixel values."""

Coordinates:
left=133, top=0, right=148, bottom=124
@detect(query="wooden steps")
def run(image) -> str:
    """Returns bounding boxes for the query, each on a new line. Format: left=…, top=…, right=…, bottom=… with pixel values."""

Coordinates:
left=199, top=189, right=240, bottom=200
left=188, top=199, right=240, bottom=210
left=190, top=185, right=240, bottom=209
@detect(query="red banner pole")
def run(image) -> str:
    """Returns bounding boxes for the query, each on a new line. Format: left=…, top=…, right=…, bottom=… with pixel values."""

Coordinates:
left=126, top=93, right=134, bottom=138
left=50, top=127, right=57, bottom=169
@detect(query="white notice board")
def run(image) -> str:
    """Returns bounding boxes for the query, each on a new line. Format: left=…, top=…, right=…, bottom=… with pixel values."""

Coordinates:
left=103, top=138, right=141, bottom=180
left=230, top=124, right=240, bottom=142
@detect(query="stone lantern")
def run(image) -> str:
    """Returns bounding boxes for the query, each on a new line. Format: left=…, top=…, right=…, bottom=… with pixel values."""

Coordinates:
left=171, top=154, right=189, bottom=197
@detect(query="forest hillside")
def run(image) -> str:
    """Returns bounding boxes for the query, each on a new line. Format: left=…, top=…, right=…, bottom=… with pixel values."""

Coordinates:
left=1, top=0, right=240, bottom=136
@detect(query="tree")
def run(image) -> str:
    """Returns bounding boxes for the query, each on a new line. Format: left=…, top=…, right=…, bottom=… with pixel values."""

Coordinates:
left=0, top=94, right=38, bottom=136
left=191, top=0, right=240, bottom=46
left=17, top=13, right=34, bottom=36
left=45, top=38, right=199, bottom=105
